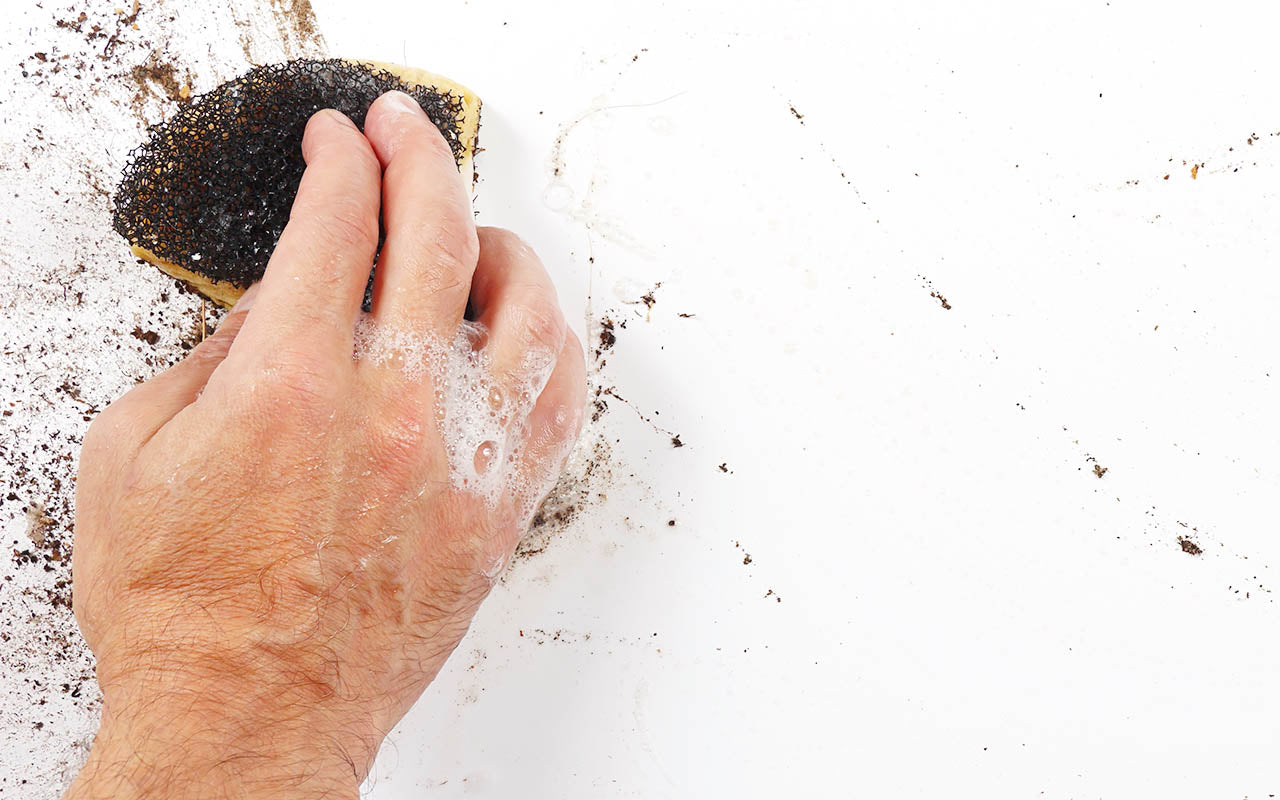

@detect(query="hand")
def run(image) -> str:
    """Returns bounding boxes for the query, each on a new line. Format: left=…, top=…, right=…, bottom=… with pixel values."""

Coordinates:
left=65, top=91, right=585, bottom=799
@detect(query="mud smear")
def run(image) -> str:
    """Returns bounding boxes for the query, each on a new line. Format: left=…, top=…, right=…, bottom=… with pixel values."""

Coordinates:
left=266, top=0, right=325, bottom=58
left=515, top=436, right=615, bottom=562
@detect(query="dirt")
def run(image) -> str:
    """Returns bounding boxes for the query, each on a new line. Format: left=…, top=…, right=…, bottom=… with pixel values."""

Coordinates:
left=596, top=317, right=617, bottom=357
left=639, top=284, right=661, bottom=310
left=514, top=430, right=615, bottom=563
left=918, top=276, right=952, bottom=311
left=271, top=0, right=320, bottom=42
left=1093, top=464, right=1108, bottom=479
left=129, top=52, right=191, bottom=108
left=130, top=326, right=160, bottom=345
left=1178, top=536, right=1203, bottom=556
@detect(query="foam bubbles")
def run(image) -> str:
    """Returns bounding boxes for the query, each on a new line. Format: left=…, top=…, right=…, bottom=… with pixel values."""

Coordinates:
left=353, top=315, right=562, bottom=515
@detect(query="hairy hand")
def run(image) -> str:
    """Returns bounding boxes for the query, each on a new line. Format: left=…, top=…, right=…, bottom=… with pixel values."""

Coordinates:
left=66, top=92, right=585, bottom=799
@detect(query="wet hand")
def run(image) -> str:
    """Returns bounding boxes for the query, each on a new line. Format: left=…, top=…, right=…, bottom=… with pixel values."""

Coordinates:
left=66, top=91, right=585, bottom=799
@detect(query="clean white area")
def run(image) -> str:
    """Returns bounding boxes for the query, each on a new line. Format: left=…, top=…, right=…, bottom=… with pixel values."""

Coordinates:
left=315, top=1, right=1280, bottom=797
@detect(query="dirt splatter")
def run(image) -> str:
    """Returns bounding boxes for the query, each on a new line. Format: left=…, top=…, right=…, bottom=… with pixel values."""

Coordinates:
left=1, top=1, right=331, bottom=792
left=265, top=0, right=325, bottom=57
left=1093, top=463, right=1108, bottom=479
left=1178, top=536, right=1203, bottom=556
left=514, top=431, right=615, bottom=563
left=130, top=52, right=191, bottom=107
left=918, top=275, right=952, bottom=311
left=597, top=317, right=617, bottom=358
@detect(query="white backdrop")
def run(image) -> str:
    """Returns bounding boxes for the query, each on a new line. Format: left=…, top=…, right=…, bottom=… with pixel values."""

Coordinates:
left=3, top=1, right=1280, bottom=797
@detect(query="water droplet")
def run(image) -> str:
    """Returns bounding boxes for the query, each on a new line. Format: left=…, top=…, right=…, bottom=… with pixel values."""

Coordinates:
left=543, top=182, right=573, bottom=212
left=474, top=440, right=499, bottom=474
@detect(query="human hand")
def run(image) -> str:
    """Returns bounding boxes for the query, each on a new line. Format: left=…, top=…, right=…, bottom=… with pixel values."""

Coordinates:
left=65, top=91, right=585, bottom=799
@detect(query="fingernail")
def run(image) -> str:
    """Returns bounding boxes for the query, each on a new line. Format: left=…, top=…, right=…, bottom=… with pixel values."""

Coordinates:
left=233, top=283, right=261, bottom=314
left=319, top=108, right=357, bottom=129
left=380, top=90, right=425, bottom=117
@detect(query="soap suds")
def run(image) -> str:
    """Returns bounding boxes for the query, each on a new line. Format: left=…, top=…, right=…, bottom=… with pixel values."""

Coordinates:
left=352, top=316, right=562, bottom=524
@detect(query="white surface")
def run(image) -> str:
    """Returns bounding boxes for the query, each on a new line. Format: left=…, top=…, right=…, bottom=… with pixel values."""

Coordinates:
left=334, top=0, right=1280, bottom=796
left=5, top=0, right=1280, bottom=797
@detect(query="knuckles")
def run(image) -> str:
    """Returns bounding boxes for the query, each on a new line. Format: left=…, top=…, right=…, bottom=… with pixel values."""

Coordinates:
left=501, top=298, right=567, bottom=355
left=226, top=348, right=348, bottom=434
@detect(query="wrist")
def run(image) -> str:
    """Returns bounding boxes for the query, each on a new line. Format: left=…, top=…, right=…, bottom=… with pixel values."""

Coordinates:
left=66, top=701, right=362, bottom=800
left=65, top=654, right=366, bottom=800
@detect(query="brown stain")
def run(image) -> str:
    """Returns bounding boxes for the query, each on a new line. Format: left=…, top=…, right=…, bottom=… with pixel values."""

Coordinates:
left=514, top=436, right=615, bottom=564
left=130, top=53, right=189, bottom=106
left=267, top=0, right=326, bottom=57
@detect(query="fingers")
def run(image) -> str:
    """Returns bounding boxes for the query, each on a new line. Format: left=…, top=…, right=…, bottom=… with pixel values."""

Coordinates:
left=512, top=330, right=586, bottom=524
left=362, top=91, right=478, bottom=333
left=469, top=227, right=567, bottom=393
left=523, top=330, right=586, bottom=467
left=234, top=110, right=382, bottom=357
left=84, top=284, right=261, bottom=461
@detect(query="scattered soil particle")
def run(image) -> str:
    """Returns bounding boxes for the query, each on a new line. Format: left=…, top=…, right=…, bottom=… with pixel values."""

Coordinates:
left=718, top=462, right=732, bottom=473
left=919, top=276, right=951, bottom=311
left=1178, top=536, right=1203, bottom=556
left=670, top=434, right=684, bottom=448
left=639, top=283, right=661, bottom=310
left=130, top=326, right=160, bottom=345
left=1093, top=464, right=1108, bottom=479
left=789, top=104, right=805, bottom=123
left=597, top=317, right=616, bottom=356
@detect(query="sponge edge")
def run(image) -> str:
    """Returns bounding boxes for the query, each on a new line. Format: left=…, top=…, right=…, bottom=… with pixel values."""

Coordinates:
left=131, top=59, right=482, bottom=309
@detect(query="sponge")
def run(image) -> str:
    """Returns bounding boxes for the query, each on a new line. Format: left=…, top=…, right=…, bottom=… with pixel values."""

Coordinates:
left=113, top=58, right=481, bottom=307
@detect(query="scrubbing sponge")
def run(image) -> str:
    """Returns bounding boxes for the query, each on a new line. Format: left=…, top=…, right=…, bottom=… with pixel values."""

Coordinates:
left=113, top=57, right=481, bottom=306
